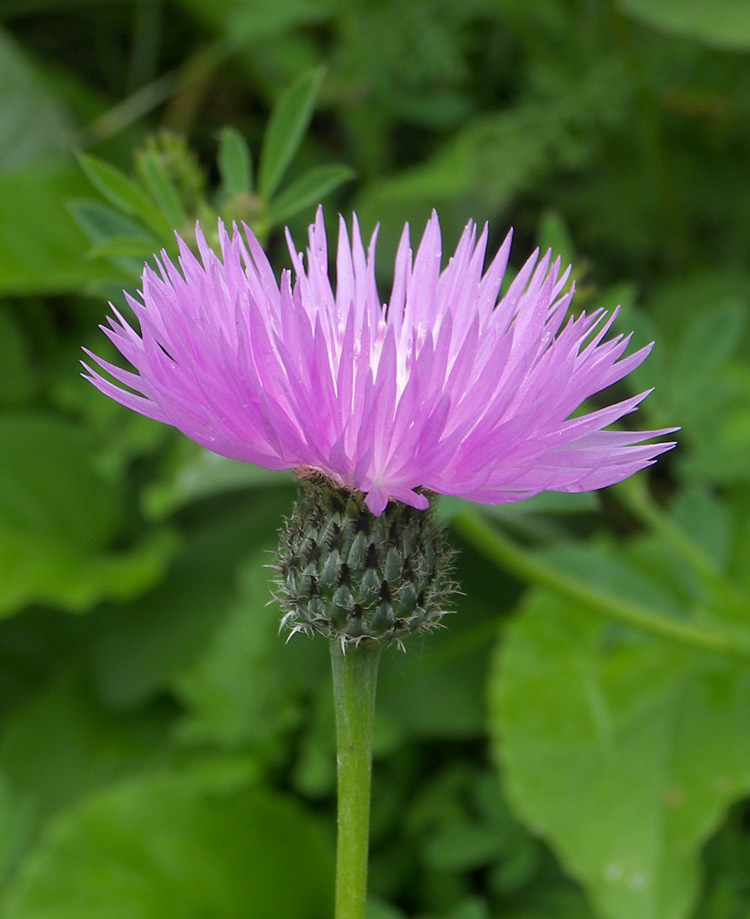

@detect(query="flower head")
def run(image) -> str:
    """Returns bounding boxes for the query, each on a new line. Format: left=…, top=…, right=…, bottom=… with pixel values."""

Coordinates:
left=84, top=207, right=674, bottom=515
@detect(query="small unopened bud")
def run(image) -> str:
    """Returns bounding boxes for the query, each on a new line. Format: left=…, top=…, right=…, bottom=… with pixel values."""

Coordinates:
left=275, top=475, right=455, bottom=647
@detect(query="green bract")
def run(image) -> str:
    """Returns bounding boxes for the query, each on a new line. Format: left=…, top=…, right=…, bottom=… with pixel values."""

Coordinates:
left=275, top=475, right=455, bottom=647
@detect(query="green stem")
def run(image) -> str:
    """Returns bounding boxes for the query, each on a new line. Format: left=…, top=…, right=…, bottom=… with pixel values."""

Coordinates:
left=453, top=509, right=750, bottom=659
left=331, top=640, right=382, bottom=919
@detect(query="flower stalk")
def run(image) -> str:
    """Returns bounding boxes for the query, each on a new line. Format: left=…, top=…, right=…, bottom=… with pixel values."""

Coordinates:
left=331, top=640, right=382, bottom=919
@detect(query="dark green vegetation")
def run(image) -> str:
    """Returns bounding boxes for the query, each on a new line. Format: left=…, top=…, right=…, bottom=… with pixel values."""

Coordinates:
left=1, top=1, right=750, bottom=917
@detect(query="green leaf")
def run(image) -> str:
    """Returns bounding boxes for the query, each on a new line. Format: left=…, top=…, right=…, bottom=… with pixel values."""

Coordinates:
left=67, top=199, right=150, bottom=246
left=0, top=674, right=169, bottom=823
left=669, top=486, right=731, bottom=571
left=217, top=127, right=253, bottom=197
left=615, top=0, right=750, bottom=51
left=668, top=300, right=746, bottom=420
left=78, top=154, right=174, bottom=241
left=674, top=372, right=750, bottom=487
left=269, top=164, right=355, bottom=224
left=423, top=823, right=501, bottom=872
left=171, top=551, right=301, bottom=756
left=258, top=67, right=324, bottom=200
left=88, top=234, right=161, bottom=260
left=0, top=413, right=176, bottom=616
left=3, top=775, right=333, bottom=919
left=0, top=413, right=117, bottom=546
left=68, top=200, right=155, bottom=280
left=88, top=490, right=292, bottom=708
left=406, top=765, right=540, bottom=897
left=0, top=526, right=177, bottom=619
left=134, top=149, right=188, bottom=230
left=0, top=28, right=72, bottom=169
left=490, top=590, right=750, bottom=919
left=0, top=164, right=115, bottom=295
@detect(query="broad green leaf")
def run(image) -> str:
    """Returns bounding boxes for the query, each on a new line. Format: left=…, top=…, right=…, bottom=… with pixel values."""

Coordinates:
left=0, top=412, right=120, bottom=545
left=172, top=552, right=301, bottom=755
left=258, top=67, right=324, bottom=200
left=615, top=485, right=738, bottom=618
left=217, top=127, right=253, bottom=197
left=0, top=29, right=72, bottom=169
left=0, top=527, right=176, bottom=618
left=490, top=590, right=750, bottom=919
left=88, top=489, right=292, bottom=708
left=615, top=0, right=750, bottom=51
left=0, top=413, right=175, bottom=616
left=78, top=154, right=174, bottom=241
left=0, top=164, right=115, bottom=295
left=3, top=775, right=333, bottom=919
left=0, top=674, right=169, bottom=822
left=533, top=539, right=684, bottom=617
left=269, top=164, right=355, bottom=223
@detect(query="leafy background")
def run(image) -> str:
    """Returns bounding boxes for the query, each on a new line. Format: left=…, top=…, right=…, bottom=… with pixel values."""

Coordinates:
left=1, top=0, right=750, bottom=917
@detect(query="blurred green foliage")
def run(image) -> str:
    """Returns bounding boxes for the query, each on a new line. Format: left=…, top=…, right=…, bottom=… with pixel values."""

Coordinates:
left=1, top=1, right=750, bottom=917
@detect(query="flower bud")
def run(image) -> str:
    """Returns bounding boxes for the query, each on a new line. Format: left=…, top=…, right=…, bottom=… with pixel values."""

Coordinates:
left=276, top=475, right=454, bottom=647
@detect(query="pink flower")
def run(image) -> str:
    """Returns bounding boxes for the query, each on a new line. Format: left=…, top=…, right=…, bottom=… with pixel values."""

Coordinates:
left=83, top=207, right=675, bottom=516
